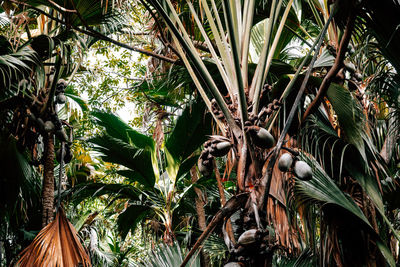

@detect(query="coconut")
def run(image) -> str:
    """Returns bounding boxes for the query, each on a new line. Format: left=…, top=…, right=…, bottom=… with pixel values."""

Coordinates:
left=56, top=93, right=66, bottom=104
left=278, top=153, right=293, bottom=172
left=198, top=159, right=212, bottom=177
left=344, top=62, right=356, bottom=73
left=224, top=263, right=242, bottom=267
left=385, top=177, right=393, bottom=184
left=55, top=128, right=69, bottom=142
left=238, top=229, right=259, bottom=245
left=43, top=121, right=55, bottom=132
left=210, top=141, right=232, bottom=157
left=36, top=118, right=45, bottom=130
left=347, top=44, right=355, bottom=55
left=354, top=72, right=363, bottom=81
left=56, top=146, right=72, bottom=164
left=27, top=112, right=36, bottom=122
left=252, top=128, right=275, bottom=149
left=56, top=79, right=67, bottom=93
left=294, top=160, right=313, bottom=180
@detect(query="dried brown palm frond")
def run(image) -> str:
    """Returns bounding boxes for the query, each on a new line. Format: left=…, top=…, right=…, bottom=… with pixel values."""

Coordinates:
left=17, top=208, right=91, bottom=267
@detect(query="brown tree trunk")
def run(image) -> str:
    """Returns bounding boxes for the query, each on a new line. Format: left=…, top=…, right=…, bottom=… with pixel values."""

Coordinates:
left=190, top=167, right=210, bottom=267
left=41, top=133, right=55, bottom=227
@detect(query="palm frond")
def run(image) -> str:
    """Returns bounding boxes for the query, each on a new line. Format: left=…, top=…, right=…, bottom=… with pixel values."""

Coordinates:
left=17, top=209, right=91, bottom=267
left=137, top=242, right=200, bottom=267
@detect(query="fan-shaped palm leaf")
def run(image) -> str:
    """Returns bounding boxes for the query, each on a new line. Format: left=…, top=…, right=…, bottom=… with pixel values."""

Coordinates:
left=17, top=208, right=91, bottom=267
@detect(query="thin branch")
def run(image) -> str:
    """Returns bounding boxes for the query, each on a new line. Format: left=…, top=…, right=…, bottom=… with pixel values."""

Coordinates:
left=302, top=12, right=356, bottom=122
left=49, top=0, right=77, bottom=13
left=180, top=193, right=249, bottom=267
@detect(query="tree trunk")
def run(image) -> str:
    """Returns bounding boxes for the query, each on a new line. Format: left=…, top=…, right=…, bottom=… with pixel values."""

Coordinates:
left=190, top=167, right=211, bottom=267
left=41, top=134, right=55, bottom=227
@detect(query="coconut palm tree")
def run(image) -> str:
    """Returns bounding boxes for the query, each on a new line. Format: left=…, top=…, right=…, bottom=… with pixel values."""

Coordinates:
left=130, top=0, right=400, bottom=266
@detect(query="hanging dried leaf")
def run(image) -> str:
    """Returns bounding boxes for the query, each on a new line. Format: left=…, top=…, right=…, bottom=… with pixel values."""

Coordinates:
left=17, top=208, right=91, bottom=267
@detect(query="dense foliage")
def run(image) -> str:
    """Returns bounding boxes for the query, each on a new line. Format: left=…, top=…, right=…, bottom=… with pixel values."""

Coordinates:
left=0, top=0, right=400, bottom=266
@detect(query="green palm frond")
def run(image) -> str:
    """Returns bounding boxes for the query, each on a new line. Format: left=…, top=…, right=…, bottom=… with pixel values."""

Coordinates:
left=0, top=40, right=42, bottom=96
left=137, top=242, right=200, bottom=267
left=293, top=153, right=395, bottom=266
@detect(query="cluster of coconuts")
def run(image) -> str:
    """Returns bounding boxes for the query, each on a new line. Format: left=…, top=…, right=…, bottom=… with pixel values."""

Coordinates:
left=55, top=79, right=67, bottom=105
left=198, top=135, right=232, bottom=176
left=224, top=228, right=271, bottom=266
left=278, top=152, right=313, bottom=181
left=257, top=99, right=282, bottom=122
left=27, top=112, right=72, bottom=164
left=211, top=99, right=225, bottom=120
left=28, top=112, right=67, bottom=142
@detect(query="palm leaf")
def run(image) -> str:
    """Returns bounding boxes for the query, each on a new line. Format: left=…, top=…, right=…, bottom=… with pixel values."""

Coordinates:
left=17, top=208, right=91, bottom=267
left=137, top=242, right=200, bottom=267
left=294, top=154, right=395, bottom=266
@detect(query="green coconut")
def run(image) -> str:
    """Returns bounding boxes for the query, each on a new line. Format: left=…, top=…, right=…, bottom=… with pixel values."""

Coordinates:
left=354, top=72, right=363, bottom=81
left=43, top=121, right=55, bottom=132
left=294, top=160, right=313, bottom=180
left=55, top=128, right=69, bottom=142
left=278, top=153, right=293, bottom=172
left=253, top=128, right=275, bottom=149
left=224, top=263, right=242, bottom=267
left=56, top=145, right=73, bottom=164
left=198, top=159, right=212, bottom=177
left=238, top=229, right=259, bottom=246
left=56, top=93, right=66, bottom=104
left=36, top=118, right=45, bottom=131
left=210, top=141, right=232, bottom=157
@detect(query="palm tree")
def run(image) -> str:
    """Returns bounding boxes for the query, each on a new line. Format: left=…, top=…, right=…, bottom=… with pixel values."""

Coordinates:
left=131, top=0, right=400, bottom=265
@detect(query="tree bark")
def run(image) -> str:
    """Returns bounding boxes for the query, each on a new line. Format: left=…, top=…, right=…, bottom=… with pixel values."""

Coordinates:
left=190, top=167, right=210, bottom=267
left=41, top=134, right=55, bottom=227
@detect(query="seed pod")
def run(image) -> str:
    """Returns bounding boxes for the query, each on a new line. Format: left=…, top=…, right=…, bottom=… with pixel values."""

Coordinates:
left=294, top=160, right=313, bottom=180
left=348, top=44, right=355, bottom=55
left=278, top=153, right=293, bottom=172
left=56, top=79, right=67, bottom=94
left=272, top=99, right=281, bottom=106
left=43, top=121, right=55, bottom=132
left=56, top=144, right=73, bottom=163
left=344, top=62, right=356, bottom=73
left=56, top=93, right=66, bottom=104
left=55, top=128, right=69, bottom=142
left=252, top=127, right=275, bottom=149
left=64, top=145, right=73, bottom=163
left=37, top=118, right=45, bottom=130
left=385, top=177, right=393, bottom=184
left=210, top=141, right=232, bottom=157
left=238, top=229, right=259, bottom=245
left=27, top=112, right=36, bottom=122
left=224, top=263, right=242, bottom=267
left=198, top=159, right=212, bottom=177
left=354, top=72, right=363, bottom=81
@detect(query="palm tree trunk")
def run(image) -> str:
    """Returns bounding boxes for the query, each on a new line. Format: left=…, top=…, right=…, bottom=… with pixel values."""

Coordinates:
left=41, top=133, right=55, bottom=227
left=190, top=167, right=210, bottom=267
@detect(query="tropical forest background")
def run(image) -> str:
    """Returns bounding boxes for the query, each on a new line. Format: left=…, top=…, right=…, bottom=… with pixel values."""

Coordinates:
left=1, top=0, right=400, bottom=266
